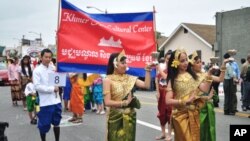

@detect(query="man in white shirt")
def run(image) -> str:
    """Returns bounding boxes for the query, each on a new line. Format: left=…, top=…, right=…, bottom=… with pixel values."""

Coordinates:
left=33, top=49, right=61, bottom=141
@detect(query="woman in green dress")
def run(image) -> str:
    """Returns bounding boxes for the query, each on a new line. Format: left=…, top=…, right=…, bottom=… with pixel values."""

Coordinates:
left=188, top=51, right=228, bottom=141
left=103, top=50, right=152, bottom=141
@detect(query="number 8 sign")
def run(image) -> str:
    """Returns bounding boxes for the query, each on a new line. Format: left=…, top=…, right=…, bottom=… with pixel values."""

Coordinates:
left=48, top=73, right=66, bottom=86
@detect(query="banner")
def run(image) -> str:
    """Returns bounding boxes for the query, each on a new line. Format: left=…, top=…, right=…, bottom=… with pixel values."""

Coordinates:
left=57, top=0, right=156, bottom=76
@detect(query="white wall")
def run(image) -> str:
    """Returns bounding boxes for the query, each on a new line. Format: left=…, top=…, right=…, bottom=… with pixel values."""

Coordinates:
left=164, top=28, right=214, bottom=63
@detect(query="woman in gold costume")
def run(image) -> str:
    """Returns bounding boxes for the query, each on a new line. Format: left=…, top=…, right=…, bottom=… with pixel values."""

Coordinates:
left=103, top=50, right=152, bottom=141
left=189, top=51, right=228, bottom=141
left=165, top=49, right=212, bottom=141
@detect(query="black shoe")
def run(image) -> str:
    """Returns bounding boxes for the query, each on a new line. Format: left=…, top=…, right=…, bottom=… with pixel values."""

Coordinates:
left=242, top=107, right=247, bottom=111
left=224, top=112, right=235, bottom=115
left=30, top=119, right=37, bottom=125
left=234, top=109, right=239, bottom=112
left=229, top=112, right=235, bottom=115
left=214, top=103, right=219, bottom=107
left=247, top=106, right=250, bottom=110
left=33, top=119, right=37, bottom=124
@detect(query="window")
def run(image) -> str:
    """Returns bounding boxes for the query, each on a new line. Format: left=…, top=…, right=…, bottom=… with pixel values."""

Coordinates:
left=184, top=28, right=188, bottom=34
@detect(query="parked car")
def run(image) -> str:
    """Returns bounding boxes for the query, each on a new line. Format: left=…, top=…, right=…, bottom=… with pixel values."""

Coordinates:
left=0, top=63, right=10, bottom=86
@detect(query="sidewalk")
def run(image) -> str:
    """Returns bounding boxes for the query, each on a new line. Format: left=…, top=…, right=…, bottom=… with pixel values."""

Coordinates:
left=217, top=83, right=250, bottom=118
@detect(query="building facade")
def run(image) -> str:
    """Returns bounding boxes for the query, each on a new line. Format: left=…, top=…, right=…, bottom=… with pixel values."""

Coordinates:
left=216, top=7, right=250, bottom=64
left=160, top=23, right=215, bottom=63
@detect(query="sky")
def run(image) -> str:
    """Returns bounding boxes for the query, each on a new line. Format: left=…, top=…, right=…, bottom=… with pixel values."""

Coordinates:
left=0, top=0, right=250, bottom=47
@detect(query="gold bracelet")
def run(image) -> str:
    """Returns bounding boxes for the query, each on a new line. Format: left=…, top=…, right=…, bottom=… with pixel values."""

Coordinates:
left=180, top=100, right=186, bottom=106
left=145, top=68, right=152, bottom=72
left=178, top=99, right=181, bottom=105
left=220, top=69, right=226, bottom=72
left=220, top=66, right=226, bottom=70
left=121, top=100, right=127, bottom=107
left=166, top=88, right=173, bottom=92
left=206, top=96, right=210, bottom=101
left=178, top=99, right=186, bottom=106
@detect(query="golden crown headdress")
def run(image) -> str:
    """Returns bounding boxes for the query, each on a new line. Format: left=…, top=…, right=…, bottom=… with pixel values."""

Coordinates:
left=171, top=49, right=186, bottom=68
left=117, top=50, right=126, bottom=62
left=189, top=51, right=198, bottom=65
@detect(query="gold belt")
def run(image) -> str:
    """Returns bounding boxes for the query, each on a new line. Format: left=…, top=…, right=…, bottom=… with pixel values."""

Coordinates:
left=172, top=104, right=197, bottom=114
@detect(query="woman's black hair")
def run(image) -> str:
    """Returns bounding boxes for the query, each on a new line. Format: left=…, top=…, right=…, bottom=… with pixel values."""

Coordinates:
left=164, top=50, right=172, bottom=58
left=106, top=52, right=127, bottom=75
left=167, top=50, right=198, bottom=91
left=21, top=56, right=32, bottom=77
left=106, top=53, right=119, bottom=75
left=83, top=73, right=87, bottom=81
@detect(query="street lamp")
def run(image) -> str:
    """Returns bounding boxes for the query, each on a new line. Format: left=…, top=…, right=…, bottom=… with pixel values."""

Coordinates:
left=28, top=31, right=42, bottom=46
left=86, top=6, right=107, bottom=14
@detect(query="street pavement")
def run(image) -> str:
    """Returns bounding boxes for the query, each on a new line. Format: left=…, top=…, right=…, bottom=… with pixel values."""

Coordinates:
left=0, top=86, right=249, bottom=141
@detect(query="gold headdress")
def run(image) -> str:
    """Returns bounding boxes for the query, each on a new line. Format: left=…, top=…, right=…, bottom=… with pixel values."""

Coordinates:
left=189, top=51, right=198, bottom=65
left=117, top=50, right=126, bottom=62
left=113, top=50, right=126, bottom=68
left=171, top=49, right=186, bottom=68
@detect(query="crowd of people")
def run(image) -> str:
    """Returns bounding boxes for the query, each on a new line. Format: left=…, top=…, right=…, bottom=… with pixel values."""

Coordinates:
left=7, top=49, right=107, bottom=141
left=5, top=48, right=250, bottom=141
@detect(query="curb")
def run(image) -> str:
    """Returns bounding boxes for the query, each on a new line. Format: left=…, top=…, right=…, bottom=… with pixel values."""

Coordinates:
left=214, top=108, right=250, bottom=118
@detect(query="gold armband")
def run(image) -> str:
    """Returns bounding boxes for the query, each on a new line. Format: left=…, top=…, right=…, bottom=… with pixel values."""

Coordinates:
left=206, top=79, right=213, bottom=83
left=220, top=66, right=226, bottom=72
left=205, top=75, right=213, bottom=83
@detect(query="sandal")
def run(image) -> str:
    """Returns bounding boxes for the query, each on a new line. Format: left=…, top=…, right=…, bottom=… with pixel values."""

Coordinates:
left=155, top=135, right=165, bottom=140
left=165, top=136, right=172, bottom=141
left=12, top=101, right=18, bottom=106
left=72, top=118, right=83, bottom=123
left=68, top=117, right=77, bottom=122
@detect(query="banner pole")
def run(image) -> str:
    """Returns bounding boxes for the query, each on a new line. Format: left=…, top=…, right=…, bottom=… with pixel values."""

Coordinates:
left=153, top=6, right=157, bottom=51
left=56, top=0, right=61, bottom=71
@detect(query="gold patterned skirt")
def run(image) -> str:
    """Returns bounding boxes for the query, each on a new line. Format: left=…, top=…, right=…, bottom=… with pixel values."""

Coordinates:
left=10, top=80, right=22, bottom=101
left=107, top=108, right=136, bottom=141
left=171, top=98, right=205, bottom=141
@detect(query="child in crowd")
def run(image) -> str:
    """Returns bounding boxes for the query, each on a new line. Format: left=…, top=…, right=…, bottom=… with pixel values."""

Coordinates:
left=24, top=79, right=37, bottom=125
left=92, top=76, right=105, bottom=115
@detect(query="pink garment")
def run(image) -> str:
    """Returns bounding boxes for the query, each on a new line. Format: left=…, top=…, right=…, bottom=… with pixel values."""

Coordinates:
left=8, top=64, right=19, bottom=81
left=93, top=77, right=102, bottom=85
